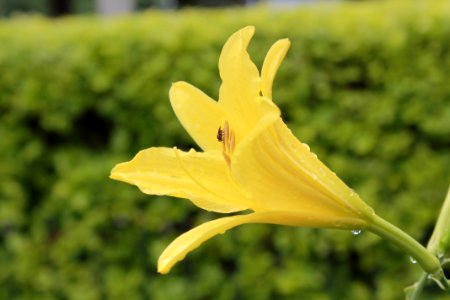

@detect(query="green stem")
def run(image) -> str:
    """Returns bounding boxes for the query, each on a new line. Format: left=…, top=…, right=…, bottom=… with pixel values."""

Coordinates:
left=367, top=214, right=441, bottom=274
left=404, top=186, right=450, bottom=298
left=427, top=185, right=450, bottom=254
left=407, top=272, right=427, bottom=300
left=438, top=272, right=450, bottom=292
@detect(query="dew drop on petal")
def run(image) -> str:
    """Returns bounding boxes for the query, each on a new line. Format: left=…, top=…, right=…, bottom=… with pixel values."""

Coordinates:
left=302, top=143, right=310, bottom=152
left=351, top=229, right=362, bottom=235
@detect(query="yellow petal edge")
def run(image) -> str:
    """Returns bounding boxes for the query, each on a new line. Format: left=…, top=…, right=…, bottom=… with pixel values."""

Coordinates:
left=158, top=211, right=367, bottom=274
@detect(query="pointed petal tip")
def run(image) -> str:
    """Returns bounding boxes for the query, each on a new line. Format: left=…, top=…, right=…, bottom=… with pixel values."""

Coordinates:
left=157, top=260, right=170, bottom=274
left=240, top=25, right=255, bottom=36
left=169, top=81, right=188, bottom=99
left=226, top=25, right=256, bottom=50
left=170, top=81, right=187, bottom=89
left=260, top=38, right=291, bottom=99
left=109, top=171, right=123, bottom=181
left=277, top=38, right=291, bottom=50
left=155, top=215, right=260, bottom=276
left=109, top=172, right=117, bottom=180
left=279, top=37, right=290, bottom=44
left=158, top=251, right=185, bottom=275
left=239, top=26, right=255, bottom=44
left=110, top=163, right=126, bottom=181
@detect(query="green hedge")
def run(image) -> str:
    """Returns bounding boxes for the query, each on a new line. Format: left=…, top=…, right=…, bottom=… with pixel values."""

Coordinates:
left=1, top=1, right=450, bottom=299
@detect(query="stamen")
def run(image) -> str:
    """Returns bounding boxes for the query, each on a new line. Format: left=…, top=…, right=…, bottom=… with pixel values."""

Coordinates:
left=216, top=120, right=235, bottom=168
left=229, top=130, right=235, bottom=154
left=222, top=152, right=231, bottom=167
left=223, top=121, right=230, bottom=152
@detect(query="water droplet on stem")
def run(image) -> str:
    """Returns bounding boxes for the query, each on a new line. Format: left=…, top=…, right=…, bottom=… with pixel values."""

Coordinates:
left=351, top=229, right=362, bottom=235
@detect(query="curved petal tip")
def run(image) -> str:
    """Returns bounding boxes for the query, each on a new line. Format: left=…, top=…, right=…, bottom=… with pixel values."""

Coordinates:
left=261, top=38, right=291, bottom=99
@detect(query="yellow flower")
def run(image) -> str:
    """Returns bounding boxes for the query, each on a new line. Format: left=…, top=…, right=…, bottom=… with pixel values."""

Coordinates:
left=111, top=26, right=376, bottom=274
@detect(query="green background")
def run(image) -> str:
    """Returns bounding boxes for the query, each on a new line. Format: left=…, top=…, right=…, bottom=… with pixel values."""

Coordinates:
left=0, top=1, right=449, bottom=299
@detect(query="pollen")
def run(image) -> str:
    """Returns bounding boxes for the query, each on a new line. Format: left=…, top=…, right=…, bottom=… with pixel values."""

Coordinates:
left=217, top=120, right=235, bottom=167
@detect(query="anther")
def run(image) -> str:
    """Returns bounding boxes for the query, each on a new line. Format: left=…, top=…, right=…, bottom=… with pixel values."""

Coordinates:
left=217, top=127, right=223, bottom=142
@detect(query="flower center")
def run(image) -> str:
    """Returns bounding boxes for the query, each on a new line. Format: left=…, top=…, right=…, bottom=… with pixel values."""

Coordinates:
left=217, top=120, right=235, bottom=167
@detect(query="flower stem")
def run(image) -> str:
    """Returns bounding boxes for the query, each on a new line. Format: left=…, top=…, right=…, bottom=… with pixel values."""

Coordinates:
left=406, top=272, right=427, bottom=300
left=404, top=186, right=450, bottom=298
left=367, top=214, right=441, bottom=274
left=427, top=185, right=450, bottom=254
left=440, top=275, right=450, bottom=292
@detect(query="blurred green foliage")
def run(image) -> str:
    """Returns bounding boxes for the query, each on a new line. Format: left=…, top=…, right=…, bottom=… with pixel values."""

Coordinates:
left=1, top=1, right=450, bottom=299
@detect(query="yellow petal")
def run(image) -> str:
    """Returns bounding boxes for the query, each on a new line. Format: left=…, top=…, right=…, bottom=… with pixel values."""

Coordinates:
left=110, top=147, right=249, bottom=213
left=261, top=38, right=290, bottom=99
left=272, top=121, right=375, bottom=218
left=170, top=81, right=225, bottom=151
left=232, top=111, right=359, bottom=217
left=158, top=211, right=367, bottom=274
left=218, top=26, right=261, bottom=137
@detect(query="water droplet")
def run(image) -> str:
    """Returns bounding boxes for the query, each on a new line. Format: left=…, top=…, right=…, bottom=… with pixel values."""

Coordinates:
left=349, top=189, right=359, bottom=199
left=302, top=143, right=310, bottom=151
left=351, top=229, right=362, bottom=235
left=312, top=174, right=318, bottom=180
left=409, top=256, right=417, bottom=264
left=311, top=152, right=317, bottom=158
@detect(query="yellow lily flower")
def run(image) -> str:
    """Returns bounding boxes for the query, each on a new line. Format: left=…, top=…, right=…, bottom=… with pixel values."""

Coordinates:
left=110, top=26, right=426, bottom=275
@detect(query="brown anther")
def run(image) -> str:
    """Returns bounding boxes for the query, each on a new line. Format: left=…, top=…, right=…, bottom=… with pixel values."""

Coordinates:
left=217, top=127, right=223, bottom=142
